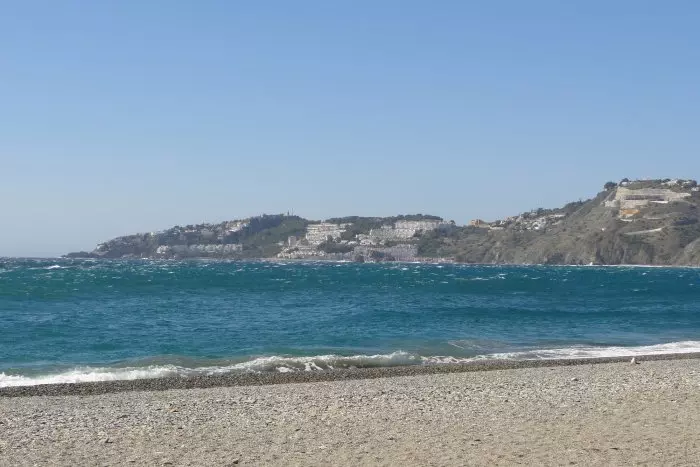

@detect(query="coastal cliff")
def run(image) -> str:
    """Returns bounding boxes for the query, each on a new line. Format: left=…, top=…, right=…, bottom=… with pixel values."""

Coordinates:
left=443, top=179, right=700, bottom=266
left=66, top=179, right=700, bottom=266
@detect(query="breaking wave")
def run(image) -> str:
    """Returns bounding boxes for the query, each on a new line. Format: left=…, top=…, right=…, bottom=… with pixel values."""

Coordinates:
left=430, top=340, right=700, bottom=363
left=0, top=351, right=418, bottom=388
left=3, top=341, right=700, bottom=388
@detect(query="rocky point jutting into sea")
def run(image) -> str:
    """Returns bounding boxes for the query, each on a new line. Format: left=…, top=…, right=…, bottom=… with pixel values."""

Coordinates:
left=66, top=178, right=700, bottom=266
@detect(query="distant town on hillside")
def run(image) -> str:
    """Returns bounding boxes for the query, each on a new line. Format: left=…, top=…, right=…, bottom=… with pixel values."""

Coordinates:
left=66, top=178, right=700, bottom=266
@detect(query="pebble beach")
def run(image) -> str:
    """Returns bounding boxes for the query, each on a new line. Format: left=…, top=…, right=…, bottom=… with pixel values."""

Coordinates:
left=2, top=357, right=700, bottom=466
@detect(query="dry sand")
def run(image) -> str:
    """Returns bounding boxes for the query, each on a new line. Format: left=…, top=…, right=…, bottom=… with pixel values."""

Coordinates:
left=2, top=358, right=700, bottom=466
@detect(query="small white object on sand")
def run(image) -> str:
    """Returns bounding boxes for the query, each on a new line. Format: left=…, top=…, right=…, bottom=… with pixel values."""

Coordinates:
left=631, top=357, right=640, bottom=364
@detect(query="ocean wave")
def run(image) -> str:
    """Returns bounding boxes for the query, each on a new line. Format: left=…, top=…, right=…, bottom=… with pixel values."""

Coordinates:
left=3, top=342, right=700, bottom=388
left=0, top=365, right=185, bottom=388
left=453, top=340, right=700, bottom=362
left=0, top=351, right=419, bottom=388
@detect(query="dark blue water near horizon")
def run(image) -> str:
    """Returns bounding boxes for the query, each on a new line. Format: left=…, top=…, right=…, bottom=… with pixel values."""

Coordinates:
left=1, top=258, right=700, bottom=386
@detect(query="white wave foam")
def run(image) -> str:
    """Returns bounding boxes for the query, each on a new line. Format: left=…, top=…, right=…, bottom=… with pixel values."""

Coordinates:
left=0, top=352, right=418, bottom=388
left=0, top=365, right=184, bottom=388
left=222, top=351, right=419, bottom=373
left=422, top=340, right=700, bottom=364
left=3, top=343, right=700, bottom=388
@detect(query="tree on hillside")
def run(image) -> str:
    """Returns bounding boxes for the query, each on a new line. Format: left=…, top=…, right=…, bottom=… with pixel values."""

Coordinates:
left=604, top=181, right=617, bottom=191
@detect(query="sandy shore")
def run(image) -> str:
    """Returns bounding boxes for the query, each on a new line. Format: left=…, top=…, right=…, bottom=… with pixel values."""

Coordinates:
left=2, top=358, right=700, bottom=466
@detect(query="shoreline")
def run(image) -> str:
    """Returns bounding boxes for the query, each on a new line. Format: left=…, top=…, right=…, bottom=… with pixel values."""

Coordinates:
left=9, top=255, right=700, bottom=270
left=37, top=255, right=700, bottom=268
left=3, top=351, right=700, bottom=398
left=3, top=357, right=700, bottom=465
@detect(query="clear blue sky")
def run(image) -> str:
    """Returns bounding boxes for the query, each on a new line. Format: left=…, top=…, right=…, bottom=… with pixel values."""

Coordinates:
left=2, top=1, right=699, bottom=257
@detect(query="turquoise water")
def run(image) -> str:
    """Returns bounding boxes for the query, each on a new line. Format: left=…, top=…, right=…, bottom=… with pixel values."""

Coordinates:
left=1, top=258, right=700, bottom=386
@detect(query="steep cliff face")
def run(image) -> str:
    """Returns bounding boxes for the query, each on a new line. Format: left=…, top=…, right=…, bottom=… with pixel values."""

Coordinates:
left=675, top=238, right=700, bottom=265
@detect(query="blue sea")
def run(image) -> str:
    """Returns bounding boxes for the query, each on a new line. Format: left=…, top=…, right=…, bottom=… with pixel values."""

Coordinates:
left=1, top=258, right=700, bottom=387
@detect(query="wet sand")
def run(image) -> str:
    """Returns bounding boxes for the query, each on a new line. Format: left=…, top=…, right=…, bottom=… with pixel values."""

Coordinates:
left=2, top=357, right=700, bottom=466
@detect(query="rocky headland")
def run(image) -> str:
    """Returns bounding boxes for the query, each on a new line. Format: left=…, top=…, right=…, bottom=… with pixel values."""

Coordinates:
left=66, top=178, right=700, bottom=266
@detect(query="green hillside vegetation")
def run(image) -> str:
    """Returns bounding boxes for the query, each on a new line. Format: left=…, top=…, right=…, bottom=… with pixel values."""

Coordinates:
left=238, top=216, right=309, bottom=258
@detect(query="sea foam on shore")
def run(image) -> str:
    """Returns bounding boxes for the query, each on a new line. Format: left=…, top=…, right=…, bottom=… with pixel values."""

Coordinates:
left=3, top=358, right=700, bottom=466
left=4, top=341, right=700, bottom=388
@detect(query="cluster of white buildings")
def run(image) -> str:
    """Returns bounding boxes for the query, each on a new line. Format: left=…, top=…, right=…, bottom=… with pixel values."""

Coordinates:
left=358, top=220, right=448, bottom=245
left=224, top=220, right=248, bottom=233
left=304, top=223, right=349, bottom=245
left=473, top=212, right=567, bottom=232
left=524, top=214, right=567, bottom=231
left=276, top=219, right=448, bottom=259
left=277, top=246, right=328, bottom=259
left=155, top=244, right=242, bottom=257
left=660, top=179, right=697, bottom=189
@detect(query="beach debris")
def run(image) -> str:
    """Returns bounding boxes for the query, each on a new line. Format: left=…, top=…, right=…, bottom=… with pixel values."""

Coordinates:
left=631, top=357, right=640, bottom=364
left=571, top=377, right=578, bottom=382
left=230, top=459, right=240, bottom=465
left=102, top=437, right=112, bottom=444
